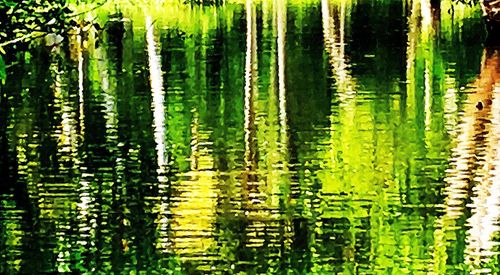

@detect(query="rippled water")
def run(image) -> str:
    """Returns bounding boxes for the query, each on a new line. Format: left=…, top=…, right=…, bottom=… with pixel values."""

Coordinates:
left=1, top=0, right=499, bottom=273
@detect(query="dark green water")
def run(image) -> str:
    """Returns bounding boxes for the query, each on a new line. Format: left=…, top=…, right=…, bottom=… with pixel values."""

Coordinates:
left=1, top=0, right=499, bottom=273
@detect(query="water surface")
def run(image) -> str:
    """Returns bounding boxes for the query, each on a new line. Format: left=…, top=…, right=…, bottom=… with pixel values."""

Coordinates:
left=1, top=0, right=499, bottom=273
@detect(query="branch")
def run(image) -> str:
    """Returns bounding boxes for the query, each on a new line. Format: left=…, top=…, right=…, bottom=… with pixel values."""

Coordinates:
left=68, top=1, right=107, bottom=18
left=0, top=1, right=109, bottom=49
left=0, top=31, right=50, bottom=48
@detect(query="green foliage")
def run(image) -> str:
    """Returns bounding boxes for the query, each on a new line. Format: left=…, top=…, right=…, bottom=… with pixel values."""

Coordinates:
left=453, top=0, right=480, bottom=6
left=0, top=55, right=5, bottom=85
left=185, top=0, right=223, bottom=6
left=0, top=0, right=83, bottom=84
left=0, top=0, right=78, bottom=49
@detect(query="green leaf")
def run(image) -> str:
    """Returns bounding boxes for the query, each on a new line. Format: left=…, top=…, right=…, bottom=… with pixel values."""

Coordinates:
left=0, top=55, right=6, bottom=85
left=4, top=1, right=18, bottom=7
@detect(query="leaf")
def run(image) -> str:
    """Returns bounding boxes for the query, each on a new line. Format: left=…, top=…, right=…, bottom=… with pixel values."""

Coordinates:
left=4, top=1, right=18, bottom=7
left=47, top=18, right=56, bottom=25
left=0, top=55, right=6, bottom=85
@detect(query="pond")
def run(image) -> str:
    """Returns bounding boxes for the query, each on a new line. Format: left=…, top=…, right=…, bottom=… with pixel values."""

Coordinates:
left=0, top=0, right=499, bottom=273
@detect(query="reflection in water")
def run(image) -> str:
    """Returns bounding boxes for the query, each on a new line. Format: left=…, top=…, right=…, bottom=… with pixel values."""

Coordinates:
left=243, top=0, right=258, bottom=201
left=147, top=16, right=167, bottom=169
left=319, top=0, right=358, bottom=272
left=463, top=49, right=500, bottom=274
left=241, top=0, right=293, bottom=272
left=0, top=0, right=496, bottom=273
left=145, top=15, right=172, bottom=257
left=433, top=47, right=500, bottom=274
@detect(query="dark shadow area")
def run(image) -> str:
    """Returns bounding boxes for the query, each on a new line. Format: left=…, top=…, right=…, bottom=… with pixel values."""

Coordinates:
left=485, top=21, right=500, bottom=47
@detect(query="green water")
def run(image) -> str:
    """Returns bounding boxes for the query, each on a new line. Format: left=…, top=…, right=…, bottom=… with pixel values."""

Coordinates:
left=1, top=0, right=499, bottom=273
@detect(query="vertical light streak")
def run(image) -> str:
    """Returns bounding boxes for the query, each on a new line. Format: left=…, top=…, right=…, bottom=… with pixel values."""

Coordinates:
left=320, top=0, right=359, bottom=272
left=322, top=0, right=355, bottom=104
left=277, top=0, right=287, bottom=139
left=146, top=16, right=167, bottom=168
left=70, top=26, right=94, bottom=273
left=244, top=0, right=257, bottom=176
left=421, top=0, right=434, bottom=130
left=77, top=27, right=86, bottom=140
left=406, top=0, right=418, bottom=118
left=145, top=15, right=173, bottom=255
left=276, top=0, right=294, bottom=260
left=424, top=60, right=433, bottom=129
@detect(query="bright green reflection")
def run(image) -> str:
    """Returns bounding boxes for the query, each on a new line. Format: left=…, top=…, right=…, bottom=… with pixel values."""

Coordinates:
left=1, top=0, right=498, bottom=273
